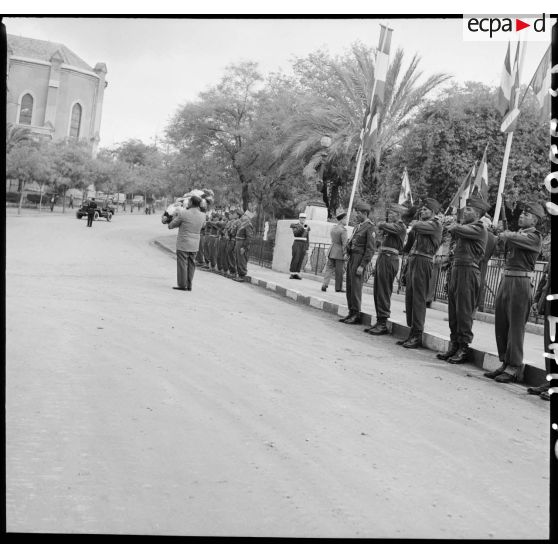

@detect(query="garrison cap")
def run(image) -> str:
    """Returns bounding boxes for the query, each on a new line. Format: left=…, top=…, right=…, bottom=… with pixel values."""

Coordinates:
left=523, top=200, right=545, bottom=220
left=335, top=208, right=347, bottom=219
left=354, top=201, right=371, bottom=212
left=422, top=198, right=441, bottom=213
left=466, top=196, right=491, bottom=214
left=299, top=213, right=307, bottom=218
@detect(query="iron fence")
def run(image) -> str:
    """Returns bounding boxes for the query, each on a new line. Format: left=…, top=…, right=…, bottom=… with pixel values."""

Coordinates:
left=248, top=235, right=275, bottom=268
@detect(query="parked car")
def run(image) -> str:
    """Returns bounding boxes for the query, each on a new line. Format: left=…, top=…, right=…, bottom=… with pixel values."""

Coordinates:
left=76, top=201, right=115, bottom=221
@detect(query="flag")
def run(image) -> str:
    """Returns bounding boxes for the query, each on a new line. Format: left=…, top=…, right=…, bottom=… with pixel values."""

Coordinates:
left=530, top=46, right=551, bottom=122
left=398, top=168, right=413, bottom=205
left=448, top=163, right=476, bottom=210
left=374, top=24, right=393, bottom=104
left=359, top=24, right=393, bottom=155
left=497, top=42, right=514, bottom=117
left=470, top=146, right=488, bottom=200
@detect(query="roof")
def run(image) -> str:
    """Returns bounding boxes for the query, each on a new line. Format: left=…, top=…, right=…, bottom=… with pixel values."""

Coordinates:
left=7, top=34, right=93, bottom=72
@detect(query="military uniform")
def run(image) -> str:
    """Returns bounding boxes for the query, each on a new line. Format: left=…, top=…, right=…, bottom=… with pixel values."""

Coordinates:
left=368, top=204, right=406, bottom=334
left=437, top=197, right=489, bottom=364
left=86, top=199, right=97, bottom=227
left=234, top=212, right=254, bottom=281
left=476, top=225, right=497, bottom=311
left=196, top=220, right=208, bottom=266
left=289, top=213, right=310, bottom=279
left=486, top=201, right=544, bottom=382
left=401, top=198, right=443, bottom=348
left=228, top=211, right=241, bottom=277
left=322, top=208, right=348, bottom=292
left=217, top=217, right=228, bottom=273
left=207, top=217, right=219, bottom=270
left=340, top=202, right=375, bottom=324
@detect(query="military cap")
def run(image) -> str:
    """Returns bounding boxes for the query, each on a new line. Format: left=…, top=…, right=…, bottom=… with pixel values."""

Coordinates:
left=299, top=212, right=307, bottom=218
left=523, top=200, right=545, bottom=220
left=354, top=201, right=371, bottom=213
left=422, top=198, right=441, bottom=213
left=335, top=208, right=347, bottom=220
left=388, top=203, right=407, bottom=214
left=466, top=196, right=491, bottom=214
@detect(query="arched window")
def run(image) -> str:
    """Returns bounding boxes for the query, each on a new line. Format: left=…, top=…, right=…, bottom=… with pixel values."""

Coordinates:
left=69, top=103, right=82, bottom=138
left=19, top=93, right=33, bottom=125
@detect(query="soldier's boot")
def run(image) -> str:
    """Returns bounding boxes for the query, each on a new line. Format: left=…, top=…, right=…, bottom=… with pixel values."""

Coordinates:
left=402, top=334, right=422, bottom=349
left=344, top=312, right=363, bottom=325
left=447, top=343, right=471, bottom=364
left=368, top=319, right=388, bottom=335
left=495, top=364, right=524, bottom=383
left=338, top=312, right=355, bottom=323
left=396, top=335, right=411, bottom=346
left=484, top=363, right=507, bottom=379
left=527, top=382, right=551, bottom=395
left=436, top=341, right=459, bottom=361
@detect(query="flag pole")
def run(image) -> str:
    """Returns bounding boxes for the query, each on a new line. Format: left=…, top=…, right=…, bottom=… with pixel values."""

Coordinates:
left=346, top=23, right=389, bottom=225
left=493, top=40, right=527, bottom=226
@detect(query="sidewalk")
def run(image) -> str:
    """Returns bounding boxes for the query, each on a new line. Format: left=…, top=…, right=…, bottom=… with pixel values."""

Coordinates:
left=154, top=235, right=547, bottom=387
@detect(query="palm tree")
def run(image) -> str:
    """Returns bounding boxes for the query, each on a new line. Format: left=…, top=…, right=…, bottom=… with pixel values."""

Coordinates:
left=6, top=123, right=35, bottom=153
left=276, top=44, right=451, bottom=210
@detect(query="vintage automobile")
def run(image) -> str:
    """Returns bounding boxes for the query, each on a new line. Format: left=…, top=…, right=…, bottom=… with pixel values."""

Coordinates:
left=76, top=200, right=115, bottom=221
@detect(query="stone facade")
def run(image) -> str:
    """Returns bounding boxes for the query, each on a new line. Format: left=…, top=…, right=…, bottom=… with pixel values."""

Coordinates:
left=6, top=35, right=107, bottom=155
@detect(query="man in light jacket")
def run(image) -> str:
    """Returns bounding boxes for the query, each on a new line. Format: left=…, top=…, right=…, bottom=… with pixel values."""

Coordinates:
left=168, top=195, right=206, bottom=291
left=322, top=208, right=348, bottom=292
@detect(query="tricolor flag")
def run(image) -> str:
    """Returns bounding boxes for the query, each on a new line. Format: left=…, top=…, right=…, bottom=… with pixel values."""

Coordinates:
left=497, top=43, right=514, bottom=117
left=497, top=42, right=520, bottom=118
left=359, top=24, right=393, bottom=155
left=398, top=167, right=413, bottom=206
left=470, top=146, right=489, bottom=200
left=449, top=163, right=476, bottom=210
left=529, top=46, right=551, bottom=123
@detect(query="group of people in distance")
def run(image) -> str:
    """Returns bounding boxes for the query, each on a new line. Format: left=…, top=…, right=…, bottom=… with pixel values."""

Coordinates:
left=294, top=195, right=547, bottom=389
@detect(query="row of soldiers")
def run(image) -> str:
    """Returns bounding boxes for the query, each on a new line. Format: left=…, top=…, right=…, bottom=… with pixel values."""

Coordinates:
left=196, top=208, right=255, bottom=282
left=336, top=196, right=546, bottom=384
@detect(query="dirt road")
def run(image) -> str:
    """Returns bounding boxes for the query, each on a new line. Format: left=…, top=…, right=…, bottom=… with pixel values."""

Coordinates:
left=5, top=211, right=549, bottom=538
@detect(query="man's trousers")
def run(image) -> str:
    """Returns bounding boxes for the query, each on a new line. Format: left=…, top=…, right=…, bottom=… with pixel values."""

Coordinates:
left=177, top=250, right=197, bottom=289
left=448, top=264, right=480, bottom=345
left=373, top=253, right=399, bottom=319
left=405, top=255, right=433, bottom=336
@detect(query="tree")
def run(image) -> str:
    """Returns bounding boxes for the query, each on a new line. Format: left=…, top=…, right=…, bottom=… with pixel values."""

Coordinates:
left=277, top=44, right=450, bottom=211
left=6, top=123, right=35, bottom=153
left=380, top=81, right=549, bottom=227
left=166, top=62, right=263, bottom=210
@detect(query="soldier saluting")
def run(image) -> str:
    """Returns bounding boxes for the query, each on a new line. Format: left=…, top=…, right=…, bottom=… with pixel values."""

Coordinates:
left=339, top=201, right=375, bottom=325
left=365, top=203, right=407, bottom=335
left=436, top=196, right=490, bottom=364
left=398, top=198, right=443, bottom=348
left=484, top=200, right=544, bottom=383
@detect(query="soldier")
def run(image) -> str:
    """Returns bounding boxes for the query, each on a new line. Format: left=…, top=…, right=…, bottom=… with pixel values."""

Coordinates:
left=398, top=198, right=443, bottom=348
left=289, top=213, right=310, bottom=280
left=227, top=209, right=242, bottom=278
left=365, top=203, right=407, bottom=335
left=234, top=210, right=255, bottom=282
left=216, top=212, right=228, bottom=275
left=436, top=196, right=490, bottom=364
left=321, top=208, right=348, bottom=292
left=484, top=200, right=544, bottom=383
left=196, top=217, right=208, bottom=267
left=207, top=213, right=220, bottom=271
left=476, top=216, right=498, bottom=312
left=339, top=201, right=375, bottom=325
left=86, top=198, right=97, bottom=227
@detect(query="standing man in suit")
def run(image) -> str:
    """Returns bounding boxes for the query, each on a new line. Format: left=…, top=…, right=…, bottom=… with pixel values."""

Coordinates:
left=168, top=195, right=207, bottom=291
left=399, top=198, right=443, bottom=348
left=234, top=210, right=255, bottom=282
left=366, top=203, right=407, bottom=335
left=484, top=200, right=544, bottom=383
left=322, top=208, right=348, bottom=293
left=339, top=201, right=376, bottom=325
left=86, top=198, right=97, bottom=227
left=289, top=213, right=310, bottom=280
left=436, top=196, right=489, bottom=364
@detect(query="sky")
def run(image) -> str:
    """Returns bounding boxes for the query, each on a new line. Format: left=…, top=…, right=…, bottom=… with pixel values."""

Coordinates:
left=4, top=16, right=551, bottom=149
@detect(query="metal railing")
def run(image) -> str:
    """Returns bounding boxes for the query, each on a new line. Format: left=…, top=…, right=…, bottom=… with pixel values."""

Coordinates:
left=248, top=235, right=275, bottom=269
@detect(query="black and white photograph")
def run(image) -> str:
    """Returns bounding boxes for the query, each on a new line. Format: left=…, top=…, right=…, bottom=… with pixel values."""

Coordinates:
left=4, top=4, right=557, bottom=541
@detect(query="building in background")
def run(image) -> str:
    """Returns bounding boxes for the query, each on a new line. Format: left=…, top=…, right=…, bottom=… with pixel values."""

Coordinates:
left=6, top=34, right=108, bottom=155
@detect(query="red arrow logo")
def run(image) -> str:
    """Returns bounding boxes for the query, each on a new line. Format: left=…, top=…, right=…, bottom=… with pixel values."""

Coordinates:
left=516, top=18, right=530, bottom=31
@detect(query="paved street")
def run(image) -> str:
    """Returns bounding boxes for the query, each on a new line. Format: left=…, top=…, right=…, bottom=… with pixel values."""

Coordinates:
left=6, top=210, right=549, bottom=538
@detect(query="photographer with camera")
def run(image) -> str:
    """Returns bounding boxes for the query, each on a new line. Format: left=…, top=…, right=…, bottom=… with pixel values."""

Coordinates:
left=289, top=213, right=311, bottom=280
